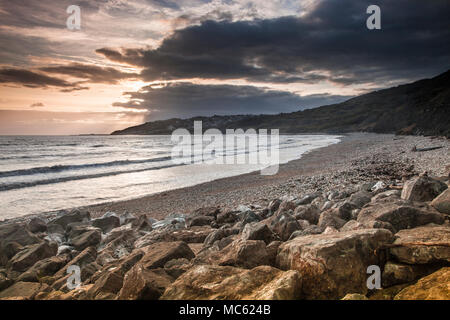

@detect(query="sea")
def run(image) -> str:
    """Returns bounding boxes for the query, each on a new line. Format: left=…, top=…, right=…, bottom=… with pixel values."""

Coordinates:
left=0, top=134, right=341, bottom=220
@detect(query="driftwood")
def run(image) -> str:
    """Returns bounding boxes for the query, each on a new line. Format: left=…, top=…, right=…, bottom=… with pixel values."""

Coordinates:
left=411, top=146, right=444, bottom=152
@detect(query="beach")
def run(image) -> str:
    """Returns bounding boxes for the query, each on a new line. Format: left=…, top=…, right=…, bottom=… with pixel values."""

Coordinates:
left=1, top=132, right=449, bottom=301
left=86, top=132, right=449, bottom=220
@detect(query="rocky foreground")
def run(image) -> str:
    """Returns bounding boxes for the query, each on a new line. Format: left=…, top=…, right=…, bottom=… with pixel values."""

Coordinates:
left=1, top=168, right=449, bottom=300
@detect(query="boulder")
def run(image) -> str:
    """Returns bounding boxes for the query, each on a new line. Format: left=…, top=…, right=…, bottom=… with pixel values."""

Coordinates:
left=371, top=190, right=401, bottom=202
left=239, top=210, right=260, bottom=225
left=0, top=223, right=40, bottom=246
left=293, top=205, right=320, bottom=224
left=275, top=201, right=296, bottom=215
left=276, top=228, right=393, bottom=299
left=97, top=227, right=141, bottom=266
left=269, top=212, right=301, bottom=241
left=50, top=209, right=90, bottom=230
left=431, top=188, right=450, bottom=214
left=349, top=191, right=372, bottom=208
left=163, top=258, right=191, bottom=279
left=241, top=222, right=279, bottom=244
left=336, top=202, right=357, bottom=221
left=357, top=198, right=445, bottom=232
left=191, top=206, right=220, bottom=218
left=18, top=254, right=71, bottom=282
left=88, top=268, right=124, bottom=299
left=9, top=241, right=57, bottom=272
left=389, top=225, right=450, bottom=264
left=401, top=176, right=447, bottom=202
left=187, top=215, right=214, bottom=228
left=0, top=273, right=13, bottom=291
left=92, top=216, right=120, bottom=233
left=218, top=239, right=271, bottom=269
left=340, top=220, right=367, bottom=232
left=267, top=199, right=282, bottom=214
left=135, top=226, right=213, bottom=248
left=70, top=229, right=101, bottom=251
left=160, top=265, right=302, bottom=300
left=341, top=293, right=368, bottom=300
left=27, top=217, right=47, bottom=233
left=318, top=209, right=346, bottom=230
left=394, top=267, right=450, bottom=300
left=381, top=261, right=438, bottom=287
left=295, top=193, right=320, bottom=206
left=203, top=228, right=235, bottom=247
left=140, top=241, right=195, bottom=269
left=131, top=215, right=153, bottom=232
left=54, top=246, right=97, bottom=279
left=216, top=211, right=239, bottom=224
left=0, top=282, right=49, bottom=300
left=288, top=225, right=323, bottom=240
left=118, top=264, right=173, bottom=300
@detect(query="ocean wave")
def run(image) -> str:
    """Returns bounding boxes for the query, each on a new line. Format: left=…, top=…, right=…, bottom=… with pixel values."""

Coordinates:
left=0, top=156, right=172, bottom=178
left=0, top=162, right=184, bottom=191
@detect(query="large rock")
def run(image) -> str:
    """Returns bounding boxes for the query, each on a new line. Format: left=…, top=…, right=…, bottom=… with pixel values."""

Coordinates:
left=27, top=217, right=47, bottom=234
left=118, top=264, right=173, bottom=300
left=431, top=188, right=450, bottom=214
left=0, top=273, right=13, bottom=291
left=0, top=223, right=40, bottom=246
left=349, top=191, right=372, bottom=208
left=88, top=250, right=144, bottom=298
left=357, top=198, right=445, bottom=232
left=318, top=209, right=346, bottom=230
left=70, top=229, right=101, bottom=251
left=203, top=228, right=235, bottom=247
left=241, top=222, right=279, bottom=244
left=18, top=254, right=71, bottom=282
left=92, top=215, right=120, bottom=233
left=216, top=210, right=239, bottom=224
left=394, top=267, right=450, bottom=300
left=0, top=282, right=49, bottom=300
left=54, top=246, right=97, bottom=279
left=269, top=212, right=301, bottom=241
left=9, top=241, right=57, bottom=272
left=186, top=215, right=214, bottom=228
left=293, top=205, right=320, bottom=224
left=218, top=239, right=271, bottom=269
left=389, top=224, right=450, bottom=264
left=50, top=209, right=90, bottom=230
left=381, top=261, right=437, bottom=287
left=160, top=265, right=302, bottom=300
left=401, top=176, right=447, bottom=202
left=276, top=228, right=393, bottom=299
left=134, top=226, right=213, bottom=248
left=140, top=241, right=195, bottom=269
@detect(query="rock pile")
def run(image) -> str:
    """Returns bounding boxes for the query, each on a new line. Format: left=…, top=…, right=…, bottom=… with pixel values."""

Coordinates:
left=0, top=171, right=449, bottom=300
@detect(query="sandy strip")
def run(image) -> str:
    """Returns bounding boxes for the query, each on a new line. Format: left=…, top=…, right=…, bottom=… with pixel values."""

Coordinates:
left=84, top=132, right=449, bottom=220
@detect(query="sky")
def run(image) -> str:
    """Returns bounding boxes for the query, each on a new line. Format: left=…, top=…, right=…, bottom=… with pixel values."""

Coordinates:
left=0, top=0, right=449, bottom=135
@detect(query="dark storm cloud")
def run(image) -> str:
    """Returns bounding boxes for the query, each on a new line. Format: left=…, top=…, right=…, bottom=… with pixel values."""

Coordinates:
left=98, top=0, right=450, bottom=85
left=0, top=68, right=80, bottom=89
left=113, top=82, right=352, bottom=120
left=40, top=63, right=140, bottom=84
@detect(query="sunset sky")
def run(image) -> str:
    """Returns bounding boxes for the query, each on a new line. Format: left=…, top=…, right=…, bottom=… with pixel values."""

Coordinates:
left=0, top=0, right=449, bottom=135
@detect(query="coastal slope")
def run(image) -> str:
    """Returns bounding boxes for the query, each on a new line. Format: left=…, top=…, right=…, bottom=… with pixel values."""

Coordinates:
left=112, top=70, right=450, bottom=137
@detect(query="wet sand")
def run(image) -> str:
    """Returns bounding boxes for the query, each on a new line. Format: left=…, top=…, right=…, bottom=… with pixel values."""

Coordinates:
left=85, top=132, right=449, bottom=220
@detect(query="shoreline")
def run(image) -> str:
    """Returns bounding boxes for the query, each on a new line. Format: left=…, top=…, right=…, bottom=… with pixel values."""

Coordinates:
left=2, top=132, right=448, bottom=224
left=83, top=132, right=449, bottom=219
left=0, top=132, right=449, bottom=300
